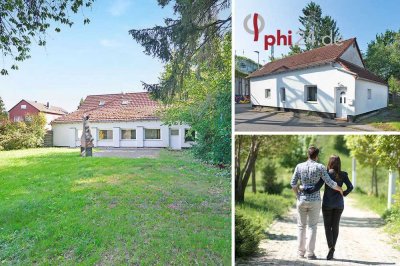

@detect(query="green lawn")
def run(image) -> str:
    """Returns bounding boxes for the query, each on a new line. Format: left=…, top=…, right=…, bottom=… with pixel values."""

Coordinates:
left=360, top=105, right=400, bottom=131
left=0, top=148, right=231, bottom=265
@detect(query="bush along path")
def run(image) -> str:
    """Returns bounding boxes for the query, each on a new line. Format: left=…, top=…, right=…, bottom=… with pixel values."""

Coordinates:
left=239, top=197, right=400, bottom=265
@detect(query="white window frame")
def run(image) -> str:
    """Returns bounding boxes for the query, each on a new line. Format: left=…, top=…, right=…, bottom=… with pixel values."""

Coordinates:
left=144, top=128, right=161, bottom=140
left=21, top=105, right=27, bottom=110
left=98, top=129, right=113, bottom=140
left=121, top=129, right=136, bottom=140
left=368, top=89, right=372, bottom=100
left=14, top=116, right=23, bottom=122
left=265, top=89, right=271, bottom=99
left=305, top=85, right=318, bottom=102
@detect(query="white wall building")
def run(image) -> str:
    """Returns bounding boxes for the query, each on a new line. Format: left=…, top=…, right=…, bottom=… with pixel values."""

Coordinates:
left=52, top=92, right=194, bottom=150
left=248, top=38, right=388, bottom=121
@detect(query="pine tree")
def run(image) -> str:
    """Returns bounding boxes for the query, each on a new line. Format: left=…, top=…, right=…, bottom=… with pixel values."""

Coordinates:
left=298, top=2, right=341, bottom=51
left=129, top=0, right=231, bottom=103
left=0, top=97, right=8, bottom=121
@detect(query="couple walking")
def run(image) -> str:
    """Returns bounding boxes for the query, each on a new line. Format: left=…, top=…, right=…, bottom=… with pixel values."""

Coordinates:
left=290, top=146, right=353, bottom=260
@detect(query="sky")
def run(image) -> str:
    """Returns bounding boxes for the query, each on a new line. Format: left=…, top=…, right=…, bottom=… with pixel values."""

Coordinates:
left=235, top=0, right=400, bottom=65
left=0, top=0, right=175, bottom=111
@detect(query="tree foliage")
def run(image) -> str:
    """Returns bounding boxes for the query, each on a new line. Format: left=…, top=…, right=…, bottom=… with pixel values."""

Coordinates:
left=235, top=135, right=295, bottom=202
left=0, top=114, right=47, bottom=150
left=160, top=34, right=231, bottom=164
left=129, top=0, right=231, bottom=102
left=0, top=96, right=8, bottom=121
left=0, top=0, right=94, bottom=75
left=290, top=1, right=341, bottom=54
left=364, top=30, right=400, bottom=82
left=279, top=135, right=315, bottom=169
left=345, top=135, right=381, bottom=196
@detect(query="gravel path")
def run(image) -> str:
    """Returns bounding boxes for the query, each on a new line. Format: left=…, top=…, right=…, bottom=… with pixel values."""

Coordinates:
left=238, top=197, right=400, bottom=265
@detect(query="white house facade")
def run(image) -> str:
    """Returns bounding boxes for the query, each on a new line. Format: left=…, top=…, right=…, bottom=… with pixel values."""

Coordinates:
left=248, top=38, right=388, bottom=121
left=52, top=92, right=194, bottom=150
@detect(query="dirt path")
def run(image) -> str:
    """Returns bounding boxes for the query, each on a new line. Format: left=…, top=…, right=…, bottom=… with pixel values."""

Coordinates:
left=238, top=197, right=400, bottom=265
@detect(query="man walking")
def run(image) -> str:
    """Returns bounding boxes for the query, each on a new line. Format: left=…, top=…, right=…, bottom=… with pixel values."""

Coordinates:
left=290, top=146, right=343, bottom=260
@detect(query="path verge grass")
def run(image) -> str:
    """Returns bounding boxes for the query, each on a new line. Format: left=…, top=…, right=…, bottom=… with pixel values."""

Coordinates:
left=235, top=188, right=295, bottom=257
left=0, top=148, right=231, bottom=265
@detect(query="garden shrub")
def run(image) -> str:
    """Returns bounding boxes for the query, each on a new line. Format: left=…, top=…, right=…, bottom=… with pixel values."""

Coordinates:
left=261, top=162, right=284, bottom=194
left=235, top=209, right=263, bottom=258
left=0, top=114, right=46, bottom=150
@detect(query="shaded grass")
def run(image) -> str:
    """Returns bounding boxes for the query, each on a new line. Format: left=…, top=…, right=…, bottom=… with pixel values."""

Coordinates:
left=352, top=191, right=400, bottom=250
left=236, top=188, right=295, bottom=232
left=360, top=105, right=400, bottom=131
left=0, top=148, right=231, bottom=265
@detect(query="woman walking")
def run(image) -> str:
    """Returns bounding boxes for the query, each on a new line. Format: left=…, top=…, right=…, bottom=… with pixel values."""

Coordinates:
left=302, top=155, right=353, bottom=260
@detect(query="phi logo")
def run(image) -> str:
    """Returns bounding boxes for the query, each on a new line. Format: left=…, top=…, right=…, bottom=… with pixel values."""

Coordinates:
left=243, top=13, right=265, bottom=42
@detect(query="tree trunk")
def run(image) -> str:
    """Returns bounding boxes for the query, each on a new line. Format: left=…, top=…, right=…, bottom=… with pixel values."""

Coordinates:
left=235, top=136, right=261, bottom=203
left=251, top=165, right=256, bottom=193
left=374, top=166, right=378, bottom=196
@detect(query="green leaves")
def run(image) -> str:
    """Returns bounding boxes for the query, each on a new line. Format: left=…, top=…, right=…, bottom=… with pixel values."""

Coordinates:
left=365, top=30, right=400, bottom=81
left=0, top=0, right=94, bottom=75
left=130, top=0, right=231, bottom=101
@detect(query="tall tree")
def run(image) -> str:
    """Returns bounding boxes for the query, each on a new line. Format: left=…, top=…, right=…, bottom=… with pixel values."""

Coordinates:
left=297, top=1, right=341, bottom=51
left=0, top=96, right=7, bottom=121
left=345, top=135, right=380, bottom=196
left=160, top=34, right=231, bottom=164
left=235, top=135, right=295, bottom=202
left=375, top=135, right=400, bottom=180
left=0, top=0, right=94, bottom=75
left=388, top=76, right=400, bottom=104
left=364, top=30, right=400, bottom=82
left=129, top=0, right=231, bottom=103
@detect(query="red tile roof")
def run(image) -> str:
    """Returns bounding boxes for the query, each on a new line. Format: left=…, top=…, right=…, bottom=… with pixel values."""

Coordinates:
left=53, top=92, right=160, bottom=123
left=9, top=100, right=68, bottom=115
left=337, top=59, right=387, bottom=85
left=247, top=38, right=386, bottom=85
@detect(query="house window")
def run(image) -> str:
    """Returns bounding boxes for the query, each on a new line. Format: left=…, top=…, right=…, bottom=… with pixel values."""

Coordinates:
left=14, top=116, right=23, bottom=122
left=24, top=116, right=32, bottom=122
left=121, top=129, right=136, bottom=140
left=368, top=89, right=372, bottom=100
left=145, top=129, right=161, bottom=140
left=122, top=100, right=129, bottom=105
left=306, top=86, right=317, bottom=102
left=170, top=129, right=179, bottom=136
left=76, top=129, right=83, bottom=140
left=99, top=130, right=113, bottom=140
left=99, top=101, right=105, bottom=106
left=185, top=129, right=196, bottom=142
left=265, top=89, right=271, bottom=99
left=280, top=87, right=286, bottom=102
left=21, top=105, right=27, bottom=110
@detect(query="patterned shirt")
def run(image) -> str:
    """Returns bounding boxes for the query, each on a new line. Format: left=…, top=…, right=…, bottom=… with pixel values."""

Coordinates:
left=291, top=159, right=338, bottom=201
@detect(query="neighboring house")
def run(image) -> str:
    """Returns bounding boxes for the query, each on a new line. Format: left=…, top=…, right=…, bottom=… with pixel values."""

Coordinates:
left=235, top=56, right=260, bottom=99
left=248, top=38, right=388, bottom=121
left=51, top=92, right=194, bottom=150
left=8, top=100, right=68, bottom=129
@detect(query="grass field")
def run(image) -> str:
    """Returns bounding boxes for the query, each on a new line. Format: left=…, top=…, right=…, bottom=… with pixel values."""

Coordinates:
left=0, top=148, right=231, bottom=265
left=360, top=105, right=400, bottom=131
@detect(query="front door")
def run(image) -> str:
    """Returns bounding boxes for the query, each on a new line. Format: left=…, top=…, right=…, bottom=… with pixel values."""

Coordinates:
left=336, top=89, right=347, bottom=119
left=170, top=129, right=181, bottom=150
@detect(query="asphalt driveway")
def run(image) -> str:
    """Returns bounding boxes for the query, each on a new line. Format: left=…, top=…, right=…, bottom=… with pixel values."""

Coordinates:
left=235, top=104, right=379, bottom=132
